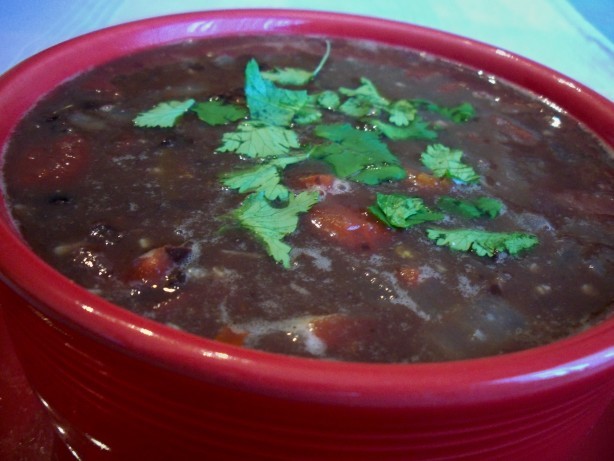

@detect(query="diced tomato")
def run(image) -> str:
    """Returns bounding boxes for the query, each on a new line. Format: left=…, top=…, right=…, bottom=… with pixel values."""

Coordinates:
left=12, top=133, right=90, bottom=190
left=294, top=174, right=336, bottom=190
left=405, top=167, right=451, bottom=193
left=215, top=326, right=248, bottom=347
left=125, top=246, right=190, bottom=287
left=397, top=267, right=421, bottom=286
left=310, top=314, right=375, bottom=353
left=307, top=202, right=390, bottom=251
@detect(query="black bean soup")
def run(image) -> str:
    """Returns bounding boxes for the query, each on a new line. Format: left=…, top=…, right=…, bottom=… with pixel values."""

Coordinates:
left=2, top=36, right=613, bottom=363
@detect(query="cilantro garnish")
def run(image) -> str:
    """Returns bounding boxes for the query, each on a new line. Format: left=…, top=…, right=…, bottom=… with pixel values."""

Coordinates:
left=413, top=100, right=476, bottom=123
left=261, top=41, right=331, bottom=86
left=312, top=123, right=406, bottom=185
left=218, top=122, right=299, bottom=158
left=316, top=90, right=341, bottom=110
left=244, top=59, right=310, bottom=126
left=387, top=99, right=417, bottom=126
left=370, top=118, right=437, bottom=141
left=134, top=99, right=195, bottom=128
left=369, top=193, right=444, bottom=228
left=191, top=100, right=247, bottom=125
left=231, top=191, right=320, bottom=268
left=426, top=228, right=538, bottom=257
left=338, top=77, right=390, bottom=118
left=130, top=42, right=524, bottom=268
left=221, top=154, right=308, bottom=201
left=437, top=196, right=503, bottom=219
left=420, top=144, right=480, bottom=184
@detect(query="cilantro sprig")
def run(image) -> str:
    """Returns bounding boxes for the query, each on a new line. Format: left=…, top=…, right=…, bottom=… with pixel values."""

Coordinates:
left=421, top=144, right=480, bottom=184
left=437, top=196, right=503, bottom=219
left=132, top=41, right=535, bottom=266
left=369, top=193, right=443, bottom=229
left=426, top=228, right=538, bottom=257
left=231, top=191, right=320, bottom=268
left=134, top=99, right=196, bottom=128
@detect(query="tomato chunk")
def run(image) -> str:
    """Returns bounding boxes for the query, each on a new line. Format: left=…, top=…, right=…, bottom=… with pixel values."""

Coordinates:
left=12, top=133, right=90, bottom=190
left=405, top=167, right=451, bottom=193
left=307, top=202, right=390, bottom=251
left=124, top=246, right=191, bottom=287
left=310, top=314, right=375, bottom=355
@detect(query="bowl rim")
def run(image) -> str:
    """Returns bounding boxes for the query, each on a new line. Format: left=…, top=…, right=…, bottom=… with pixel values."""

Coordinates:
left=1, top=8, right=613, bottom=407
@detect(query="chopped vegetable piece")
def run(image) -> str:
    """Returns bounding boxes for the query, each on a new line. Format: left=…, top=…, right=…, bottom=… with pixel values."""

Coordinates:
left=244, top=59, right=309, bottom=126
left=312, top=123, right=406, bottom=184
left=405, top=168, right=452, bottom=192
left=437, top=196, right=503, bottom=219
left=232, top=191, right=320, bottom=268
left=218, top=121, right=299, bottom=158
left=420, top=144, right=480, bottom=183
left=134, top=99, right=195, bottom=128
left=369, top=193, right=444, bottom=228
left=308, top=201, right=391, bottom=250
left=426, top=228, right=538, bottom=257
left=191, top=99, right=247, bottom=125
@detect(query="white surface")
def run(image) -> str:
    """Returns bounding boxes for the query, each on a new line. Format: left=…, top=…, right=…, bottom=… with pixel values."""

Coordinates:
left=0, top=0, right=612, bottom=100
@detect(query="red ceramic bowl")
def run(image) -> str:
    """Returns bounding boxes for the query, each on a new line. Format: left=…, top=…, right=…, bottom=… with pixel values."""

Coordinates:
left=0, top=10, right=613, bottom=461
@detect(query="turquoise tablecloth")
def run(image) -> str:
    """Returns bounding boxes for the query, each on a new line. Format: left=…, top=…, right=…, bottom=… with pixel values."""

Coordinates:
left=0, top=0, right=612, bottom=100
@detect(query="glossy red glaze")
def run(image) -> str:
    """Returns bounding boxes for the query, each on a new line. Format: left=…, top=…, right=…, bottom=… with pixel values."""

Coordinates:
left=0, top=10, right=613, bottom=461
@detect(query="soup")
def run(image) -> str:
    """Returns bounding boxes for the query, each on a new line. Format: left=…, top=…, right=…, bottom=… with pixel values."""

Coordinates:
left=2, top=36, right=613, bottom=363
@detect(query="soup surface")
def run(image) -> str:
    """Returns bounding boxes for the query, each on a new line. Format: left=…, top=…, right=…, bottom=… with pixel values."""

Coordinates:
left=2, top=36, right=613, bottom=362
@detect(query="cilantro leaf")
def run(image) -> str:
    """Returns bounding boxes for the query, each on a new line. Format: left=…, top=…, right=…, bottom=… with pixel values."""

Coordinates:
left=413, top=99, right=476, bottom=123
left=218, top=122, right=299, bottom=158
left=191, top=100, right=247, bottom=125
left=261, top=41, right=331, bottom=86
left=232, top=191, right=320, bottom=267
left=437, top=196, right=503, bottom=219
left=426, top=228, right=538, bottom=257
left=244, top=59, right=309, bottom=126
left=221, top=154, right=309, bottom=200
left=370, top=118, right=438, bottom=141
left=420, top=144, right=480, bottom=183
left=387, top=99, right=417, bottom=126
left=316, top=90, right=341, bottom=110
left=338, top=78, right=390, bottom=118
left=369, top=193, right=444, bottom=228
left=312, top=123, right=406, bottom=185
left=134, top=99, right=195, bottom=128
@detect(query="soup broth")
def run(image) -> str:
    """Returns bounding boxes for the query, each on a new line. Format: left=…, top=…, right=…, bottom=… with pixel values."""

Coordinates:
left=2, top=36, right=613, bottom=362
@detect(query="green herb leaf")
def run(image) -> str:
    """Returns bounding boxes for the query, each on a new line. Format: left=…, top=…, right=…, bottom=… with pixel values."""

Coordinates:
left=218, top=122, right=300, bottom=158
left=370, top=118, right=438, bottom=141
left=369, top=193, right=444, bottom=228
left=232, top=191, right=320, bottom=267
left=420, top=144, right=480, bottom=183
left=338, top=77, right=390, bottom=118
left=261, top=41, right=331, bottom=86
left=413, top=99, right=476, bottom=123
left=316, top=90, right=341, bottom=110
left=221, top=155, right=309, bottom=200
left=312, top=123, right=406, bottom=185
left=133, top=99, right=195, bottom=128
left=245, top=59, right=309, bottom=126
left=426, top=228, right=538, bottom=257
left=387, top=99, right=417, bottom=126
left=437, top=196, right=503, bottom=219
left=191, top=100, right=247, bottom=125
